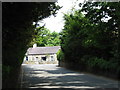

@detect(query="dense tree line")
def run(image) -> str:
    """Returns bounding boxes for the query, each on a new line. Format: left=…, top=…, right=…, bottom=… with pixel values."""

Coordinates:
left=30, top=27, right=60, bottom=47
left=58, top=2, right=120, bottom=79
left=2, top=2, right=60, bottom=88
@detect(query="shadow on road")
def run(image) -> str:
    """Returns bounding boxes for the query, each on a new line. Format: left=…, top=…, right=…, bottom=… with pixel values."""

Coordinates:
left=21, top=64, right=119, bottom=90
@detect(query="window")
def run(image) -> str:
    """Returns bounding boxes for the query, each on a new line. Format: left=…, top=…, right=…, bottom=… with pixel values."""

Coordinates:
left=26, top=56, right=28, bottom=61
left=51, top=56, right=54, bottom=61
left=36, top=57, right=38, bottom=60
left=41, top=57, right=46, bottom=61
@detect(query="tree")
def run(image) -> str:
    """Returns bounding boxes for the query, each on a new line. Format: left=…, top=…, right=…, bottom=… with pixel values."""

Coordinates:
left=2, top=2, right=61, bottom=88
left=3, top=2, right=60, bottom=67
left=60, top=2, right=120, bottom=77
left=30, top=27, right=60, bottom=47
left=81, top=2, right=119, bottom=60
left=46, top=31, right=60, bottom=46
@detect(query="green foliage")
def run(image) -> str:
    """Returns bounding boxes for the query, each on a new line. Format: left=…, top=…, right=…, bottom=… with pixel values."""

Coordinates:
left=46, top=31, right=60, bottom=46
left=30, top=27, right=61, bottom=47
left=31, top=27, right=51, bottom=46
left=2, top=65, right=12, bottom=75
left=81, top=56, right=119, bottom=73
left=57, top=49, right=64, bottom=61
left=2, top=2, right=61, bottom=88
left=60, top=2, right=120, bottom=76
left=3, top=2, right=60, bottom=67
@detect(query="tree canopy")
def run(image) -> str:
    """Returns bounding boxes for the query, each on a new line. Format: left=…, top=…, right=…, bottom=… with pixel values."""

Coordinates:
left=3, top=2, right=60, bottom=67
left=2, top=2, right=61, bottom=88
left=30, top=27, right=60, bottom=47
left=58, top=2, right=120, bottom=78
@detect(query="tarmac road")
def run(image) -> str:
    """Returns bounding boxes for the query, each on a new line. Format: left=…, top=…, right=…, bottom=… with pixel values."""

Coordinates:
left=21, top=64, right=120, bottom=89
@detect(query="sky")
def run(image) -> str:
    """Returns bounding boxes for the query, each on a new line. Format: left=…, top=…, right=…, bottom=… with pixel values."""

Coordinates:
left=38, top=0, right=85, bottom=33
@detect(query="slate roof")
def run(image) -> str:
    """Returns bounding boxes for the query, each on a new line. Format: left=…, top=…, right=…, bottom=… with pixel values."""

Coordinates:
left=27, top=46, right=61, bottom=55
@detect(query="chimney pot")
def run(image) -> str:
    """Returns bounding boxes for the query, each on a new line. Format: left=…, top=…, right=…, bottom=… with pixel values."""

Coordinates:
left=33, top=43, right=37, bottom=48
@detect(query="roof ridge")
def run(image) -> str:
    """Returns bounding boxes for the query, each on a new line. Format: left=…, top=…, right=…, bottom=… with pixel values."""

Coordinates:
left=27, top=46, right=61, bottom=55
left=35, top=46, right=60, bottom=48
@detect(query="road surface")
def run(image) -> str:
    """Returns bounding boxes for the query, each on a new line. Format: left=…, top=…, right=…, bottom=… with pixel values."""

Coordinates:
left=21, top=64, right=119, bottom=89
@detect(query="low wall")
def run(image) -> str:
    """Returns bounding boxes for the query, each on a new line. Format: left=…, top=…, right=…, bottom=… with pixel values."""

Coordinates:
left=23, top=61, right=58, bottom=64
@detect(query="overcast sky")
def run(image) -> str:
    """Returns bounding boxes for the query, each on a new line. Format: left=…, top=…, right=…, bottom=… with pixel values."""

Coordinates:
left=38, top=0, right=85, bottom=33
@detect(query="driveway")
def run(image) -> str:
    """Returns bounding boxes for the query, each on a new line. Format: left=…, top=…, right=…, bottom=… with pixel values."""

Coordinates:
left=21, top=64, right=120, bottom=89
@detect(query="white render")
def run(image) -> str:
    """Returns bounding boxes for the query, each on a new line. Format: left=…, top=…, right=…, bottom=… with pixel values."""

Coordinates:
left=23, top=54, right=58, bottom=64
left=23, top=44, right=60, bottom=64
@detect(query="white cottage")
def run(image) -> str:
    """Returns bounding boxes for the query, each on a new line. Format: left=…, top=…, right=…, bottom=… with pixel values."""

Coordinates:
left=23, top=44, right=60, bottom=64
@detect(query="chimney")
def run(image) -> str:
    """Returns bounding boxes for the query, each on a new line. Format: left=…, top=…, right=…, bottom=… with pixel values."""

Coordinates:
left=33, top=43, right=37, bottom=48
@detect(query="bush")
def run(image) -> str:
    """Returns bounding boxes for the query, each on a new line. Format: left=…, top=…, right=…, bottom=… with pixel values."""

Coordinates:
left=81, top=55, right=119, bottom=73
left=57, top=49, right=64, bottom=61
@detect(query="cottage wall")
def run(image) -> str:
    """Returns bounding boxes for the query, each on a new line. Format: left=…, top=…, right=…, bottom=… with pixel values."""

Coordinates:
left=23, top=54, right=58, bottom=64
left=23, top=45, right=60, bottom=64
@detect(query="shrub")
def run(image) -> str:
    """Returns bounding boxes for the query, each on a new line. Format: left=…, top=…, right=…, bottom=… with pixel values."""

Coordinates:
left=57, top=49, right=64, bottom=61
left=81, top=56, right=119, bottom=73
